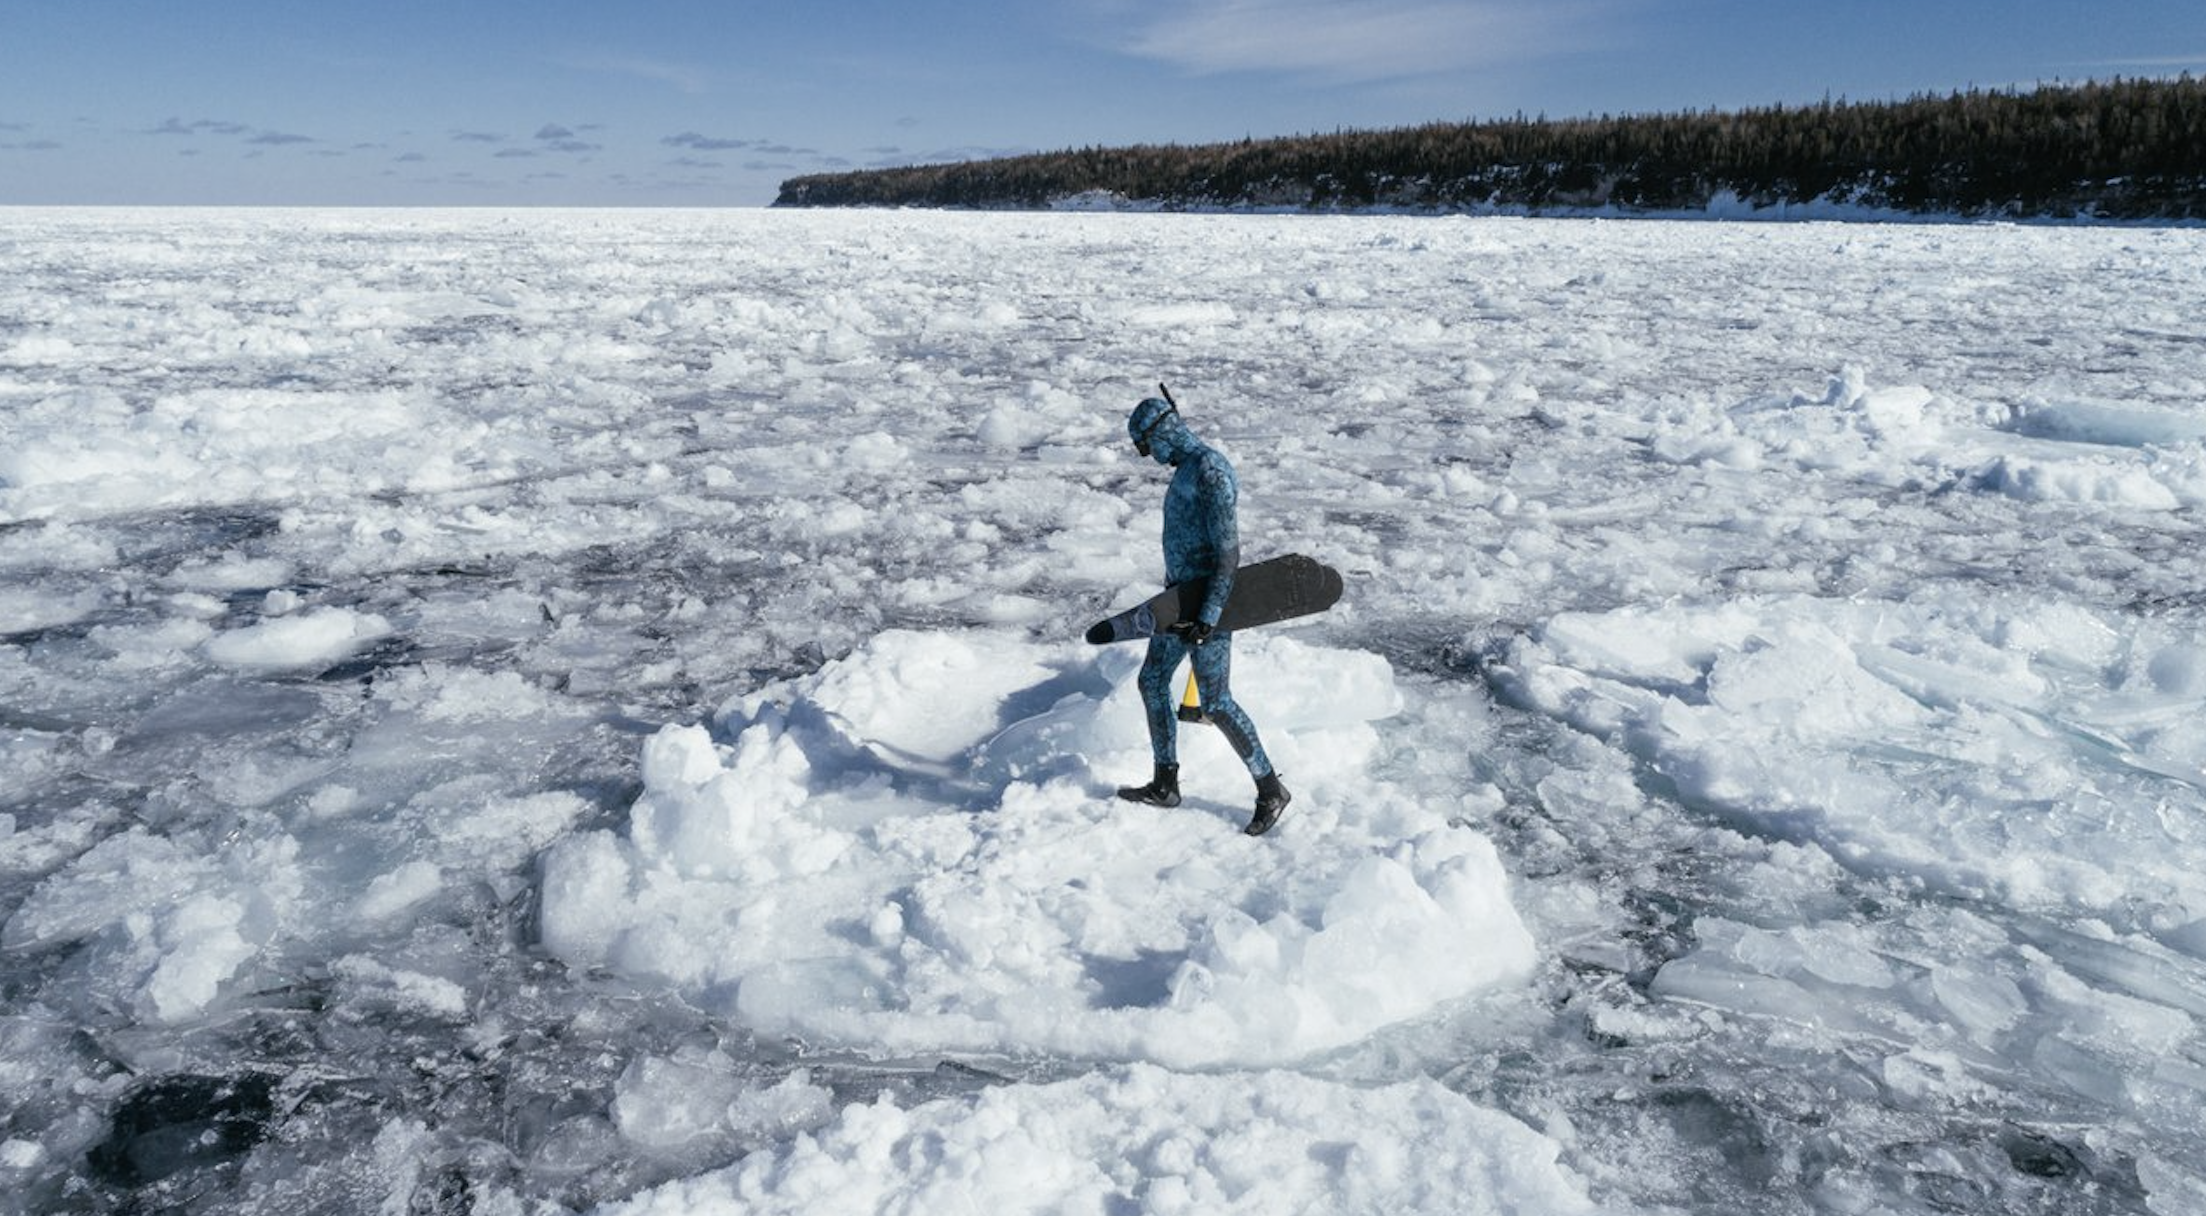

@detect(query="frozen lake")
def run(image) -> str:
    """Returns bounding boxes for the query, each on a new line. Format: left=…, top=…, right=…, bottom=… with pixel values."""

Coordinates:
left=3, top=207, right=2205, bottom=1213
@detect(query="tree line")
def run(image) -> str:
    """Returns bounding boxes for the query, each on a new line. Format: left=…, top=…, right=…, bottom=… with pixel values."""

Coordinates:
left=776, top=77, right=2205, bottom=220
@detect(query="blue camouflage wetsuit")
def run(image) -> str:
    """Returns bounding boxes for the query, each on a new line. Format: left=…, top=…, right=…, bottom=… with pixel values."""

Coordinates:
left=1126, top=397, right=1275, bottom=779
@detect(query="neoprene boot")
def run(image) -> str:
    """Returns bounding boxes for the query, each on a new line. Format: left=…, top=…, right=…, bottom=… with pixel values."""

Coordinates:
left=1246, top=772, right=1291, bottom=836
left=1118, top=763, right=1181, bottom=808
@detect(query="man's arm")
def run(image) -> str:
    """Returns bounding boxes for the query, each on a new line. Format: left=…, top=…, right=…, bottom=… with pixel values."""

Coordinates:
left=1193, top=456, right=1240, bottom=630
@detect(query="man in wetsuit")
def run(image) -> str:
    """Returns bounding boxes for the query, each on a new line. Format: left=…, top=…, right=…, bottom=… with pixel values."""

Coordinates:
left=1117, top=394, right=1292, bottom=836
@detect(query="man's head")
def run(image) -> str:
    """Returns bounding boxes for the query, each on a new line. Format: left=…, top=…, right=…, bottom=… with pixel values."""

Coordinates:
left=1128, top=396, right=1190, bottom=465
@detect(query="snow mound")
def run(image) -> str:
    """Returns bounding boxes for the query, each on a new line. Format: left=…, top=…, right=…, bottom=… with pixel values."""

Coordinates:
left=540, top=629, right=1535, bottom=1068
left=1493, top=593, right=2206, bottom=932
left=593, top=1064, right=1593, bottom=1216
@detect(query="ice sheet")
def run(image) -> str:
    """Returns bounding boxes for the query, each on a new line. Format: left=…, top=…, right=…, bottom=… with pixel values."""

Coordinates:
left=4, top=208, right=2204, bottom=1215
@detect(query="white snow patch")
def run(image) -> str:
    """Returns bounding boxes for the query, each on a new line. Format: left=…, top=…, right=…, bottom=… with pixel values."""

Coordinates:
left=204, top=606, right=393, bottom=671
left=2, top=828, right=304, bottom=1024
left=1496, top=593, right=2206, bottom=923
left=0, top=1138, right=44, bottom=1169
left=592, top=1065, right=1594, bottom=1216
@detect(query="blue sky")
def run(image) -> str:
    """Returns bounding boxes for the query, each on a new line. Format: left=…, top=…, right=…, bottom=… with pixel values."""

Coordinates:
left=2, top=0, right=2200, bottom=206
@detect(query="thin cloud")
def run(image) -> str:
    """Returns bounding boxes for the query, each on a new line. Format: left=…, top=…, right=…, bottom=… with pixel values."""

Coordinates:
left=569, top=55, right=711, bottom=96
left=2085, top=53, right=2206, bottom=69
left=664, top=131, right=754, bottom=151
left=150, top=117, right=251, bottom=137
left=870, top=145, right=1034, bottom=169
left=1124, top=0, right=1618, bottom=81
left=536, top=125, right=601, bottom=154
left=453, top=131, right=506, bottom=143
left=147, top=118, right=326, bottom=148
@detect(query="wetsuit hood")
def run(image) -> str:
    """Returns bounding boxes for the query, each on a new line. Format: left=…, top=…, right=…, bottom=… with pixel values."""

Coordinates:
left=1128, top=396, right=1194, bottom=464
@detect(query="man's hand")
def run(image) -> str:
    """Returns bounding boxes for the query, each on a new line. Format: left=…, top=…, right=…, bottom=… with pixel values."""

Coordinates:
left=1173, top=618, right=1214, bottom=646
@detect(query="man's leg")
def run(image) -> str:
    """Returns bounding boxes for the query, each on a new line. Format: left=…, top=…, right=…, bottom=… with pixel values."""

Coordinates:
left=1136, top=633, right=1187, bottom=765
left=1189, top=634, right=1271, bottom=778
left=1190, top=634, right=1291, bottom=836
left=1120, top=634, right=1186, bottom=806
